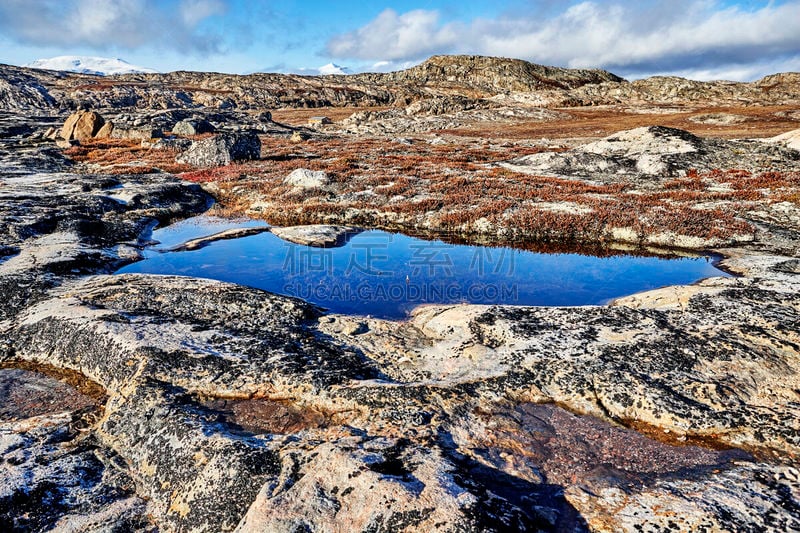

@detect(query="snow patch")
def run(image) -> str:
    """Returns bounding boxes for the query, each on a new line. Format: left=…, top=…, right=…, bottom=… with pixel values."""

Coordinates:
left=25, top=56, right=158, bottom=76
left=317, top=63, right=351, bottom=75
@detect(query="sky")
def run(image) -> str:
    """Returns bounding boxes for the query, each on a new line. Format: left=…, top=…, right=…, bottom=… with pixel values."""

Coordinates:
left=0, top=0, right=799, bottom=80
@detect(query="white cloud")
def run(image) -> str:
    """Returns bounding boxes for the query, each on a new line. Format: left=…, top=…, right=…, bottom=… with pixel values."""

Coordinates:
left=367, top=59, right=423, bottom=73
left=325, top=1, right=800, bottom=81
left=327, top=9, right=461, bottom=61
left=180, top=0, right=227, bottom=27
left=636, top=55, right=800, bottom=82
left=0, top=0, right=228, bottom=53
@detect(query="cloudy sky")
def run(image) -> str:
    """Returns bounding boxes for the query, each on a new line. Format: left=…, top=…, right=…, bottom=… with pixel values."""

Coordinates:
left=1, top=0, right=798, bottom=80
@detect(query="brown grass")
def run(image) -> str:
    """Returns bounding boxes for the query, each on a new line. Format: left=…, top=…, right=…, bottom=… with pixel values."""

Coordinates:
left=170, top=136, right=776, bottom=243
left=64, top=138, right=193, bottom=175
left=270, top=106, right=390, bottom=127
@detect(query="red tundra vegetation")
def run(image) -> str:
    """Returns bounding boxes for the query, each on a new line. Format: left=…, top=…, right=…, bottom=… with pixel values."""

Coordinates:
left=66, top=134, right=799, bottom=248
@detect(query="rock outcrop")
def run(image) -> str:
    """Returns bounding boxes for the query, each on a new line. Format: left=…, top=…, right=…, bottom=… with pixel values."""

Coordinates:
left=270, top=225, right=361, bottom=247
left=688, top=112, right=748, bottom=125
left=172, top=118, right=215, bottom=136
left=60, top=110, right=107, bottom=141
left=111, top=126, right=163, bottom=140
left=0, top=140, right=209, bottom=320
left=169, top=226, right=272, bottom=251
left=176, top=131, right=261, bottom=167
left=0, top=412, right=151, bottom=531
left=381, top=54, right=624, bottom=93
left=503, top=125, right=800, bottom=179
left=342, top=103, right=566, bottom=135
left=283, top=168, right=330, bottom=188
left=766, top=128, right=800, bottom=151
left=569, top=72, right=800, bottom=106
left=0, top=66, right=57, bottom=110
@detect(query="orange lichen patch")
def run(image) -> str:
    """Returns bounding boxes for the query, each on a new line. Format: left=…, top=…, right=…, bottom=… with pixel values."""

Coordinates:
left=180, top=163, right=253, bottom=182
left=718, top=169, right=800, bottom=190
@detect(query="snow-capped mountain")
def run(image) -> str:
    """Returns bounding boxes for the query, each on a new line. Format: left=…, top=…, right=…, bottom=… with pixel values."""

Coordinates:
left=24, top=56, right=158, bottom=76
left=317, top=63, right=351, bottom=75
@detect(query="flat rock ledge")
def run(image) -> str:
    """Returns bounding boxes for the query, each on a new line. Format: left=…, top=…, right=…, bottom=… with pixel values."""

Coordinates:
left=271, top=224, right=363, bottom=247
left=169, top=226, right=272, bottom=251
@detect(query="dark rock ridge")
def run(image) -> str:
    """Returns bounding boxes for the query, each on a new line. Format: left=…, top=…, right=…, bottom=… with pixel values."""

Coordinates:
left=571, top=72, right=800, bottom=106
left=0, top=67, right=58, bottom=110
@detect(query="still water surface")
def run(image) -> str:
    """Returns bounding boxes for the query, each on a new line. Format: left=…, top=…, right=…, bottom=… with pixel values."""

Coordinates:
left=117, top=216, right=729, bottom=319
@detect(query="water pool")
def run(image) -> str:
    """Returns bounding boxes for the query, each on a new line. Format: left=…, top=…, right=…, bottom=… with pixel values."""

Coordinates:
left=118, top=216, right=730, bottom=319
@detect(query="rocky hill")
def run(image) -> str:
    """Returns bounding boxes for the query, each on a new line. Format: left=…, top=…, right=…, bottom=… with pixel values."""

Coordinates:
left=2, top=54, right=798, bottom=113
left=571, top=72, right=800, bottom=106
left=354, top=54, right=623, bottom=94
left=0, top=66, right=60, bottom=111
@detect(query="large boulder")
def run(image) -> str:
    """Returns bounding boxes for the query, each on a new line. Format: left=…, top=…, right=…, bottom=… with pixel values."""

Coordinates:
left=95, top=121, right=114, bottom=139
left=176, top=132, right=261, bottom=167
left=765, top=128, right=800, bottom=151
left=172, top=119, right=215, bottom=136
left=580, top=126, right=702, bottom=159
left=60, top=110, right=105, bottom=141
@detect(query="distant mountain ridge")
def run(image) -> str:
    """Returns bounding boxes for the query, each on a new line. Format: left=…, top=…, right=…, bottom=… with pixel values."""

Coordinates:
left=24, top=56, right=157, bottom=76
left=1, top=54, right=798, bottom=111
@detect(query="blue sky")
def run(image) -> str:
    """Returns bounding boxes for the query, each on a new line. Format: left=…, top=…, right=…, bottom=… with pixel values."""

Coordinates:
left=1, top=0, right=798, bottom=80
